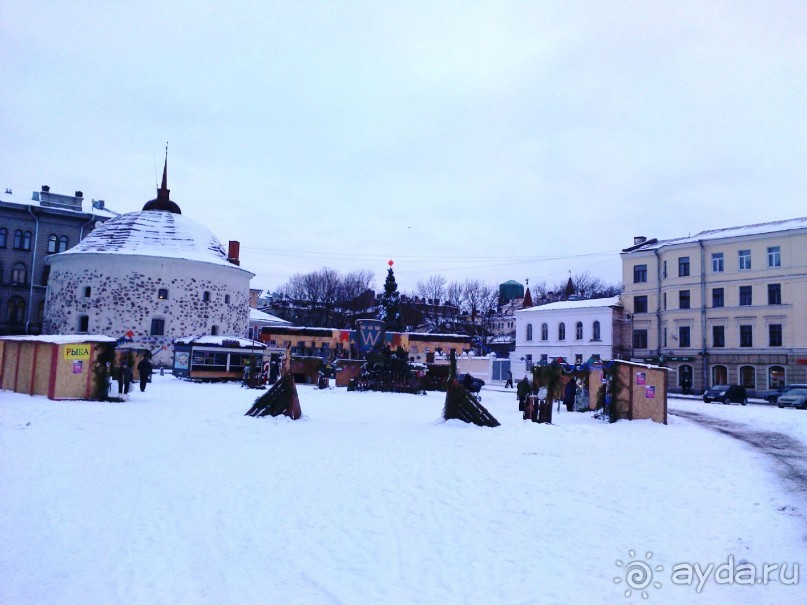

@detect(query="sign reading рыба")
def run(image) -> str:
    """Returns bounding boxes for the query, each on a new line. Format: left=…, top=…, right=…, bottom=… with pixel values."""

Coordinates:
left=64, top=344, right=91, bottom=360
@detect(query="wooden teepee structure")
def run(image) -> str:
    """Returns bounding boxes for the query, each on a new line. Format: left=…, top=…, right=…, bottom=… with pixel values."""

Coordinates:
left=245, top=346, right=301, bottom=420
left=442, top=351, right=499, bottom=427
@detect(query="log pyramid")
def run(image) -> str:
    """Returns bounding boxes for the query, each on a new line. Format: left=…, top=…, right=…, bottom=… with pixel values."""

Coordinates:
left=245, top=373, right=302, bottom=419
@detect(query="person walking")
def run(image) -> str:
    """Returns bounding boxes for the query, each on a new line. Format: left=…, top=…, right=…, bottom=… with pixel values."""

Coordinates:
left=118, top=361, right=133, bottom=397
left=516, top=375, right=530, bottom=412
left=563, top=377, right=576, bottom=412
left=504, top=370, right=513, bottom=388
left=137, top=356, right=153, bottom=392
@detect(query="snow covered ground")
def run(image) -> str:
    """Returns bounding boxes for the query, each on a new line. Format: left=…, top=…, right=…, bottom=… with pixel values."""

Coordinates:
left=1, top=377, right=805, bottom=605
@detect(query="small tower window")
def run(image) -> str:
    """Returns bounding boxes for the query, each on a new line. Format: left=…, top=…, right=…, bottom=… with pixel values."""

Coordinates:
left=202, top=291, right=211, bottom=302
left=78, top=315, right=89, bottom=332
left=158, top=288, right=169, bottom=300
left=211, top=325, right=219, bottom=336
left=84, top=286, right=91, bottom=297
left=224, top=294, right=231, bottom=304
left=150, top=318, right=166, bottom=336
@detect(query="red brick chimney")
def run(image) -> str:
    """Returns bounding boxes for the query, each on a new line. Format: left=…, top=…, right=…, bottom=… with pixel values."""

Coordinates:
left=227, top=240, right=241, bottom=266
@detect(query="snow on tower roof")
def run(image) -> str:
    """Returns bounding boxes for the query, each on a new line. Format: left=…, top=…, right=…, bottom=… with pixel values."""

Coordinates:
left=49, top=210, right=247, bottom=271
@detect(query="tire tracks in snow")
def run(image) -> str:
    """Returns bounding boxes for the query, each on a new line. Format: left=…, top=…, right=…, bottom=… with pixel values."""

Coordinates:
left=670, top=409, right=807, bottom=527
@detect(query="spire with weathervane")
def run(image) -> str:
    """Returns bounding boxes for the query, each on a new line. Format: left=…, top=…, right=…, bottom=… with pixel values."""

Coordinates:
left=142, top=144, right=182, bottom=214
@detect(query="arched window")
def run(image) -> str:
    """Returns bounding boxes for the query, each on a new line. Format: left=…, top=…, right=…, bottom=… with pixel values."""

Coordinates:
left=592, top=321, right=601, bottom=341
left=0, top=227, right=7, bottom=247
left=575, top=321, right=583, bottom=340
left=739, top=365, right=756, bottom=389
left=768, top=366, right=785, bottom=389
left=541, top=323, right=548, bottom=340
left=712, top=365, right=727, bottom=386
left=526, top=323, right=533, bottom=341
left=11, top=262, right=27, bottom=285
left=47, top=234, right=58, bottom=253
left=58, top=235, right=68, bottom=252
left=7, top=296, right=25, bottom=323
left=558, top=322, right=566, bottom=340
left=13, top=229, right=23, bottom=249
left=14, top=230, right=33, bottom=250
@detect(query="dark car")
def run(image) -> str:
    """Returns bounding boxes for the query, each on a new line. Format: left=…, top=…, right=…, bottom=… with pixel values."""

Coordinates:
left=777, top=388, right=807, bottom=410
left=703, top=384, right=747, bottom=405
left=457, top=373, right=485, bottom=393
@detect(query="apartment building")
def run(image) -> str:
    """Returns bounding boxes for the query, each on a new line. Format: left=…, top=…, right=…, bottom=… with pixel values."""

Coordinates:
left=620, top=217, right=807, bottom=394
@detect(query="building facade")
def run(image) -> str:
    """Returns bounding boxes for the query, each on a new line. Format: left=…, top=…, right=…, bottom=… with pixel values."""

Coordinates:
left=0, top=187, right=114, bottom=336
left=620, top=217, right=807, bottom=394
left=511, top=296, right=626, bottom=376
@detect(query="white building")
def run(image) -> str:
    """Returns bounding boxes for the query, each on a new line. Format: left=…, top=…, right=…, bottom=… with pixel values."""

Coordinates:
left=511, top=296, right=626, bottom=375
left=42, top=160, right=253, bottom=364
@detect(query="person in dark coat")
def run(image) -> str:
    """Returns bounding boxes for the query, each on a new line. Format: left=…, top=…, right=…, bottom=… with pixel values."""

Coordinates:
left=516, top=376, right=530, bottom=412
left=137, top=356, right=153, bottom=392
left=118, top=362, right=133, bottom=396
left=505, top=371, right=513, bottom=388
left=563, top=378, right=577, bottom=412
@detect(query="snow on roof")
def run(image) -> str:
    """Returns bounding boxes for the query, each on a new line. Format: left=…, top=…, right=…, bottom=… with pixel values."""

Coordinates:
left=174, top=335, right=267, bottom=348
left=0, top=334, right=117, bottom=344
left=0, top=188, right=118, bottom=218
left=623, top=216, right=807, bottom=253
left=516, top=295, right=622, bottom=313
left=49, top=210, right=246, bottom=270
left=248, top=308, right=290, bottom=324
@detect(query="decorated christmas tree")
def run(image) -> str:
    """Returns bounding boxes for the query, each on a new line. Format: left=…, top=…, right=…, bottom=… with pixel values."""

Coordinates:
left=377, top=260, right=404, bottom=332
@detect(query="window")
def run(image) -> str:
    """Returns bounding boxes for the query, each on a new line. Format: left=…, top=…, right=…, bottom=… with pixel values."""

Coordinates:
left=47, top=234, right=58, bottom=253
left=767, top=283, right=781, bottom=305
left=739, top=285, right=752, bottom=306
left=558, top=322, right=566, bottom=340
left=679, top=290, right=690, bottom=309
left=634, top=295, right=648, bottom=313
left=633, top=329, right=648, bottom=349
left=13, top=230, right=32, bottom=250
left=740, top=325, right=753, bottom=347
left=539, top=354, right=547, bottom=364
left=211, top=325, right=219, bottom=336
left=767, top=246, right=781, bottom=267
left=663, top=260, right=667, bottom=279
left=150, top=318, right=165, bottom=336
left=679, top=326, right=691, bottom=348
left=663, top=292, right=667, bottom=310
left=11, top=263, right=27, bottom=285
left=202, top=291, right=211, bottom=302
left=712, top=365, right=728, bottom=386
left=58, top=235, right=68, bottom=252
left=224, top=294, right=231, bottom=304
left=633, top=264, right=647, bottom=283
left=738, top=249, right=751, bottom=270
left=769, top=324, right=782, bottom=347
left=663, top=326, right=667, bottom=347
left=574, top=354, right=583, bottom=365
left=592, top=321, right=601, bottom=341
left=84, top=286, right=91, bottom=297
left=575, top=322, right=583, bottom=340
left=711, top=252, right=724, bottom=272
left=7, top=296, right=25, bottom=323
left=678, top=256, right=690, bottom=277
left=37, top=300, right=45, bottom=323
left=526, top=323, right=533, bottom=341
left=40, top=266, right=50, bottom=285
left=541, top=323, right=548, bottom=340
left=769, top=366, right=785, bottom=389
left=712, top=325, right=725, bottom=347
left=712, top=288, right=724, bottom=308
left=740, top=365, right=756, bottom=389
left=679, top=365, right=693, bottom=390
left=0, top=227, right=6, bottom=247
left=78, top=315, right=89, bottom=332
left=158, top=288, right=169, bottom=300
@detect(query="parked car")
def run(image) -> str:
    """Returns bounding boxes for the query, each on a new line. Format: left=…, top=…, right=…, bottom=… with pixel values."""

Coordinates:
left=703, top=384, right=748, bottom=405
left=457, top=373, right=485, bottom=393
left=777, top=388, right=807, bottom=409
left=768, top=384, right=807, bottom=405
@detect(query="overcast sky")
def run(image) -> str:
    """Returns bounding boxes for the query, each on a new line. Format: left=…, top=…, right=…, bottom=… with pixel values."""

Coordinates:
left=2, top=1, right=805, bottom=294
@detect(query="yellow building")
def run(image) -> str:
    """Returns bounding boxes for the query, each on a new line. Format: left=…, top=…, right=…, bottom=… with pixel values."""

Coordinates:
left=620, top=217, right=807, bottom=395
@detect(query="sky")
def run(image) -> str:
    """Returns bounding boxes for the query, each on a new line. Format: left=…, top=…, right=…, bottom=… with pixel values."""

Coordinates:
left=1, top=0, right=805, bottom=294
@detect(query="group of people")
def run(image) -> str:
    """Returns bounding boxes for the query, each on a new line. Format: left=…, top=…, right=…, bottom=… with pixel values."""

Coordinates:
left=513, top=374, right=581, bottom=420
left=114, top=355, right=153, bottom=397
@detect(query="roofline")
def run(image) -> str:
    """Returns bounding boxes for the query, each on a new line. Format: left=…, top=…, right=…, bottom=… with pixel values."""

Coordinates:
left=45, top=250, right=256, bottom=277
